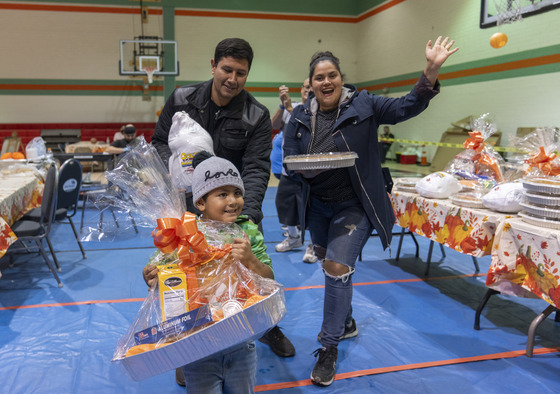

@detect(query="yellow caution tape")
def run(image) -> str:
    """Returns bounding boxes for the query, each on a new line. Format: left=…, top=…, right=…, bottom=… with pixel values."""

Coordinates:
left=378, top=137, right=521, bottom=153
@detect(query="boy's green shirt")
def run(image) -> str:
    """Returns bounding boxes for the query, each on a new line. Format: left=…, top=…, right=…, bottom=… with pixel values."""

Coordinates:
left=236, top=215, right=273, bottom=278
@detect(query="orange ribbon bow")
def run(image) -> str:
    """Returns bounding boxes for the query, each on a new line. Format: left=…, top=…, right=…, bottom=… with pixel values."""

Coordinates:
left=152, top=212, right=231, bottom=270
left=527, top=146, right=560, bottom=176
left=463, top=130, right=485, bottom=152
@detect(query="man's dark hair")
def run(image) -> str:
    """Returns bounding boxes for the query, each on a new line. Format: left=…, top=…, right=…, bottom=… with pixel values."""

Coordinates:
left=214, top=38, right=254, bottom=70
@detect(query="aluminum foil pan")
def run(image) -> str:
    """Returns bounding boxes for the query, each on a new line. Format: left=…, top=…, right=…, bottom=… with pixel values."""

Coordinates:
left=284, top=152, right=358, bottom=171
left=113, top=287, right=286, bottom=381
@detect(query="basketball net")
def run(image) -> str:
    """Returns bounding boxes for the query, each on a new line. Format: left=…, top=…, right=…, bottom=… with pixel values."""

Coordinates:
left=493, top=0, right=523, bottom=25
left=144, top=67, right=156, bottom=84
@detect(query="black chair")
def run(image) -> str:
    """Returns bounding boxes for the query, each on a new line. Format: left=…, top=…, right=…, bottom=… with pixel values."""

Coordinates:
left=23, top=159, right=86, bottom=259
left=9, top=165, right=63, bottom=288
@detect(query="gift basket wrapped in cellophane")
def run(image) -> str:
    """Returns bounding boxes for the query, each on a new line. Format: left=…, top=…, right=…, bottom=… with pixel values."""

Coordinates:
left=508, top=128, right=560, bottom=228
left=442, top=114, right=513, bottom=209
left=96, top=138, right=286, bottom=381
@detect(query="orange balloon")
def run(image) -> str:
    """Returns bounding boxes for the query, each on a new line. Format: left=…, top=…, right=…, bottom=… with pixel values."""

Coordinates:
left=490, top=32, right=508, bottom=49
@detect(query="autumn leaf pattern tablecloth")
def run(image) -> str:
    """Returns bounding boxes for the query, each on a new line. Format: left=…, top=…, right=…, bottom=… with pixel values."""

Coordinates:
left=391, top=191, right=508, bottom=257
left=0, top=174, right=43, bottom=258
left=487, top=217, right=560, bottom=308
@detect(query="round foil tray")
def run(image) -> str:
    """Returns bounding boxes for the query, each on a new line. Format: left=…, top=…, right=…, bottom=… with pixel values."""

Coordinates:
left=522, top=178, right=560, bottom=195
left=524, top=191, right=560, bottom=207
left=519, top=211, right=560, bottom=230
left=394, top=185, right=417, bottom=193
left=450, top=193, right=485, bottom=209
left=284, top=152, right=358, bottom=171
left=520, top=201, right=560, bottom=219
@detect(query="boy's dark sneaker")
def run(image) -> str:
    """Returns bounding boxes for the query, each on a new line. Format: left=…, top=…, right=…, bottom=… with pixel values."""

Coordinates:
left=310, top=346, right=338, bottom=387
left=316, top=318, right=358, bottom=342
left=258, top=326, right=296, bottom=357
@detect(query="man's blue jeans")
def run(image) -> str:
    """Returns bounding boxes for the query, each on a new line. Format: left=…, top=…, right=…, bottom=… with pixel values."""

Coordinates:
left=307, top=197, right=373, bottom=347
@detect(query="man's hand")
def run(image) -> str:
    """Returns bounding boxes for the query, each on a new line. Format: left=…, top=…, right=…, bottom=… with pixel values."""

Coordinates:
left=142, top=264, right=159, bottom=289
left=279, top=85, right=293, bottom=112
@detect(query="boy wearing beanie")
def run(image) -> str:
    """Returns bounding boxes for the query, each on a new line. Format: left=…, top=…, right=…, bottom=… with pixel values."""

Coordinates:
left=143, top=152, right=274, bottom=393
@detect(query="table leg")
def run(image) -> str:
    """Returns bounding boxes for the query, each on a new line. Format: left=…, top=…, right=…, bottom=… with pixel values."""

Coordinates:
left=396, top=228, right=405, bottom=262
left=471, top=256, right=480, bottom=272
left=526, top=305, right=558, bottom=357
left=439, top=243, right=446, bottom=258
left=424, top=240, right=434, bottom=276
left=474, top=288, right=499, bottom=330
left=410, top=232, right=419, bottom=258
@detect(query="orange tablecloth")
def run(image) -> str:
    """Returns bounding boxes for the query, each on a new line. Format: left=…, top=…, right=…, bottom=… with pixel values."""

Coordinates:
left=391, top=191, right=509, bottom=257
left=487, top=217, right=560, bottom=308
left=0, top=173, right=43, bottom=258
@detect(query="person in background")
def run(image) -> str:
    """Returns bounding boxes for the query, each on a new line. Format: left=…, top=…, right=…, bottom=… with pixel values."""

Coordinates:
left=143, top=152, right=274, bottom=394
left=113, top=125, right=125, bottom=142
left=378, top=125, right=394, bottom=163
left=283, top=36, right=459, bottom=387
left=105, top=124, right=137, bottom=154
left=150, top=38, right=295, bottom=384
left=270, top=79, right=317, bottom=263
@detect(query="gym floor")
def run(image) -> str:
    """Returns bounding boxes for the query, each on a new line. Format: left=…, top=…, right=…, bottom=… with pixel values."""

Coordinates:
left=0, top=164, right=559, bottom=393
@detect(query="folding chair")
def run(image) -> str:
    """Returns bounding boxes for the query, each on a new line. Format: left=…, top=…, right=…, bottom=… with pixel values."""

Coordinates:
left=9, top=165, right=63, bottom=287
left=24, top=159, right=86, bottom=258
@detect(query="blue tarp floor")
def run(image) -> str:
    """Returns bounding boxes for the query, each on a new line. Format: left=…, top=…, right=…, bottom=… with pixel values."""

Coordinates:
left=1, top=185, right=559, bottom=393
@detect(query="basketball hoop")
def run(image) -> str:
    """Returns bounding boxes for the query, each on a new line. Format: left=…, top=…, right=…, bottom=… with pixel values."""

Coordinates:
left=493, top=0, right=523, bottom=25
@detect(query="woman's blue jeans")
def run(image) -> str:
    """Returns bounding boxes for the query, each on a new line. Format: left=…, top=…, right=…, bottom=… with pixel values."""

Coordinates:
left=307, top=196, right=373, bottom=347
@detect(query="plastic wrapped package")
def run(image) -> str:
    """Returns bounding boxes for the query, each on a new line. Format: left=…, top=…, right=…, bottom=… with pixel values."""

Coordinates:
left=113, top=219, right=286, bottom=381
left=481, top=182, right=524, bottom=213
left=89, top=138, right=286, bottom=380
left=508, top=127, right=560, bottom=178
left=415, top=171, right=461, bottom=199
left=444, top=113, right=505, bottom=184
left=168, top=111, right=214, bottom=193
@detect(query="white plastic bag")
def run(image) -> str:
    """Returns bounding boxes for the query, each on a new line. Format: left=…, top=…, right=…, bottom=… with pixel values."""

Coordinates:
left=482, top=182, right=524, bottom=213
left=25, top=137, right=47, bottom=160
left=416, top=171, right=461, bottom=199
left=168, top=111, right=214, bottom=192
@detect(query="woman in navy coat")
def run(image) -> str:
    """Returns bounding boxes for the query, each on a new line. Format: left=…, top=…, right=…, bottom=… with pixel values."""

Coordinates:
left=282, top=36, right=459, bottom=387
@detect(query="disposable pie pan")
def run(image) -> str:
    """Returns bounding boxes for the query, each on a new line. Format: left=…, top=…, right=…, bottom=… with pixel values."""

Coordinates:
left=522, top=177, right=560, bottom=195
left=519, top=211, right=560, bottom=230
left=450, top=193, right=485, bottom=209
left=284, top=152, right=358, bottom=171
left=394, top=178, right=420, bottom=188
left=520, top=201, right=560, bottom=219
left=394, top=185, right=418, bottom=193
left=524, top=191, right=560, bottom=207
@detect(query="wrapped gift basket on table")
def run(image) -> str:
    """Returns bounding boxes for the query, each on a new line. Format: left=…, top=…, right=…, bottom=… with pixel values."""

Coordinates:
left=81, top=138, right=286, bottom=381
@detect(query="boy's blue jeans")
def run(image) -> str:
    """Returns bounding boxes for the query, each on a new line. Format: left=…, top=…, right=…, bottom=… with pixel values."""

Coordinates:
left=182, top=341, right=257, bottom=393
left=308, top=197, right=373, bottom=348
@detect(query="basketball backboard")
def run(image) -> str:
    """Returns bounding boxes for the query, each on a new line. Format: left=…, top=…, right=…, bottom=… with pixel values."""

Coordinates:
left=480, top=0, right=560, bottom=28
left=119, top=38, right=179, bottom=76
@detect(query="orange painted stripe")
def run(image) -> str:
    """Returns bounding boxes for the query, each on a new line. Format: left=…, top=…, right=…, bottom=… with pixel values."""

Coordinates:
left=362, top=54, right=560, bottom=91
left=174, top=9, right=355, bottom=23
left=254, top=346, right=560, bottom=391
left=0, top=84, right=163, bottom=92
left=0, top=298, right=144, bottom=311
left=0, top=273, right=485, bottom=310
left=357, top=0, right=407, bottom=22
left=0, top=2, right=144, bottom=14
left=285, top=272, right=487, bottom=291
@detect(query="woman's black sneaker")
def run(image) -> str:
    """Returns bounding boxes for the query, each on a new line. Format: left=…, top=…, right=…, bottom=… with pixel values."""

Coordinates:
left=311, top=346, right=338, bottom=386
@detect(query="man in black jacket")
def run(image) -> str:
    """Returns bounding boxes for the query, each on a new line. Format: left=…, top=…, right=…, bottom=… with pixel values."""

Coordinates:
left=151, top=38, right=295, bottom=386
left=152, top=38, right=271, bottom=225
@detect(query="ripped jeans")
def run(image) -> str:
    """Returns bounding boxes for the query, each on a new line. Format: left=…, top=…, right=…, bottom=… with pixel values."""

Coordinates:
left=308, top=196, right=373, bottom=347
